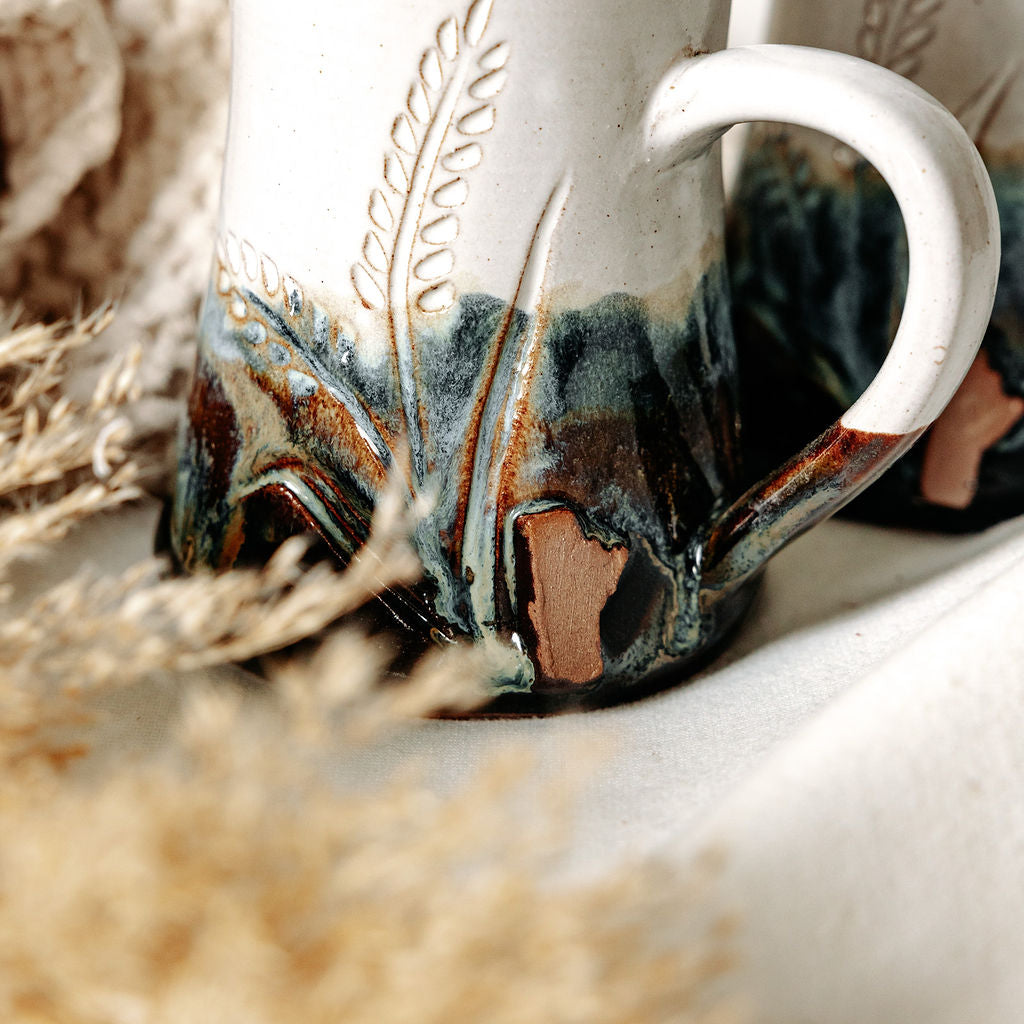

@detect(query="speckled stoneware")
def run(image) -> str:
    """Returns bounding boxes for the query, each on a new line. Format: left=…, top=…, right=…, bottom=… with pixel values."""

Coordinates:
left=172, top=0, right=999, bottom=705
left=731, top=0, right=1024, bottom=530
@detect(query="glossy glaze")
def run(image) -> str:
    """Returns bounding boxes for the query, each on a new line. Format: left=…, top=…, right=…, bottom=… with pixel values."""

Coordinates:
left=172, top=0, right=999, bottom=702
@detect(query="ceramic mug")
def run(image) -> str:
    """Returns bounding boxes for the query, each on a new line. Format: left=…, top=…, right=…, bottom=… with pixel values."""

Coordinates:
left=730, top=0, right=1024, bottom=530
left=172, top=0, right=998, bottom=703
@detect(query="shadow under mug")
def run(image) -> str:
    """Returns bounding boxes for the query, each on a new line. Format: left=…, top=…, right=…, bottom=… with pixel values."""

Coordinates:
left=172, top=0, right=998, bottom=705
left=730, top=0, right=1024, bottom=531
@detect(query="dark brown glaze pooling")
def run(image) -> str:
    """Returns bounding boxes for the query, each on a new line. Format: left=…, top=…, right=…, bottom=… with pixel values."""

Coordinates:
left=174, top=266, right=747, bottom=698
left=699, top=422, right=922, bottom=595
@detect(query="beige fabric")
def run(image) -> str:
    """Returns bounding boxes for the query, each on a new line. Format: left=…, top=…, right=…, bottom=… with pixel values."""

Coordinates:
left=0, top=0, right=122, bottom=258
left=0, top=0, right=229, bottom=446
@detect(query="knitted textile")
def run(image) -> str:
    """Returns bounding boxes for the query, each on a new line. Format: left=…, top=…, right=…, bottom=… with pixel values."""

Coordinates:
left=0, top=0, right=229, bottom=449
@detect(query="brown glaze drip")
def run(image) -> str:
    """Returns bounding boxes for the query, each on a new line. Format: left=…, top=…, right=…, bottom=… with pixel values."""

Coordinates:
left=449, top=301, right=522, bottom=563
left=920, top=351, right=1024, bottom=509
left=248, top=458, right=371, bottom=553
left=513, top=508, right=628, bottom=689
left=186, top=363, right=242, bottom=508
left=701, top=422, right=920, bottom=593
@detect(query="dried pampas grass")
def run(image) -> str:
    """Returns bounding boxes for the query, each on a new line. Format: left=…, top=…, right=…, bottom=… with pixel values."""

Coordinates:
left=0, top=306, right=142, bottom=578
left=0, top=679, right=740, bottom=1024
left=0, top=309, right=744, bottom=1021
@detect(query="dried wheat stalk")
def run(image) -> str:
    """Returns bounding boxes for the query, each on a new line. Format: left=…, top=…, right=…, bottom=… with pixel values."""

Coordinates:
left=0, top=306, right=486, bottom=759
left=0, top=306, right=144, bottom=578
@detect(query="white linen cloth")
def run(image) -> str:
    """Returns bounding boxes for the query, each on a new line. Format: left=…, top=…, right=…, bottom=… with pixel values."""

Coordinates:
left=75, top=502, right=1024, bottom=1021
left=699, top=533, right=1024, bottom=1022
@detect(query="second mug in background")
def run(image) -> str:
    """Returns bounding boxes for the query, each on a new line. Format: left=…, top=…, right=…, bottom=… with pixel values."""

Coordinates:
left=730, top=0, right=1024, bottom=530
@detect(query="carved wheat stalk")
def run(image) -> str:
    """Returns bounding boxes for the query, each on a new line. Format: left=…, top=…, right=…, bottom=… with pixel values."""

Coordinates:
left=351, top=0, right=507, bottom=491
left=856, top=0, right=943, bottom=79
left=245, top=291, right=396, bottom=476
left=461, top=177, right=572, bottom=637
left=219, top=232, right=396, bottom=479
left=954, top=59, right=1021, bottom=148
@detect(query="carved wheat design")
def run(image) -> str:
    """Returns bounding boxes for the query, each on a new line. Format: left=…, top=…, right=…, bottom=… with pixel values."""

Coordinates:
left=856, top=0, right=944, bottom=79
left=351, top=0, right=508, bottom=490
left=460, top=177, right=572, bottom=636
left=218, top=231, right=396, bottom=478
left=954, top=59, right=1021, bottom=148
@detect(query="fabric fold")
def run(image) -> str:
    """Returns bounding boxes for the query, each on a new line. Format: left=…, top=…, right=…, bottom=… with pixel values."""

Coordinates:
left=682, top=521, right=1024, bottom=1021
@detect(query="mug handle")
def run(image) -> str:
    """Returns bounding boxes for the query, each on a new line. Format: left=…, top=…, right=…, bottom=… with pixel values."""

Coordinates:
left=646, top=45, right=1000, bottom=595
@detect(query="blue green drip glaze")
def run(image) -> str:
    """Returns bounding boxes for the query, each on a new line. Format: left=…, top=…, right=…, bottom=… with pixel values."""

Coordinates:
left=172, top=262, right=758, bottom=698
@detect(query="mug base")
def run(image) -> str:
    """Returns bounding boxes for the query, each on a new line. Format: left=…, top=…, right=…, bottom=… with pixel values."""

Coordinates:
left=156, top=497, right=764, bottom=716
left=418, top=576, right=763, bottom=718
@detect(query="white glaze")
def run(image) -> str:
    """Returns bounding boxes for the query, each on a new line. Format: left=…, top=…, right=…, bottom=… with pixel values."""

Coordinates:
left=646, top=44, right=1000, bottom=436
left=222, top=0, right=730, bottom=311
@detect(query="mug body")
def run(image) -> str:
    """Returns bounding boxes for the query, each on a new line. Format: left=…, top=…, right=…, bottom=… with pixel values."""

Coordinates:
left=729, top=0, right=1024, bottom=529
left=173, top=0, right=751, bottom=698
